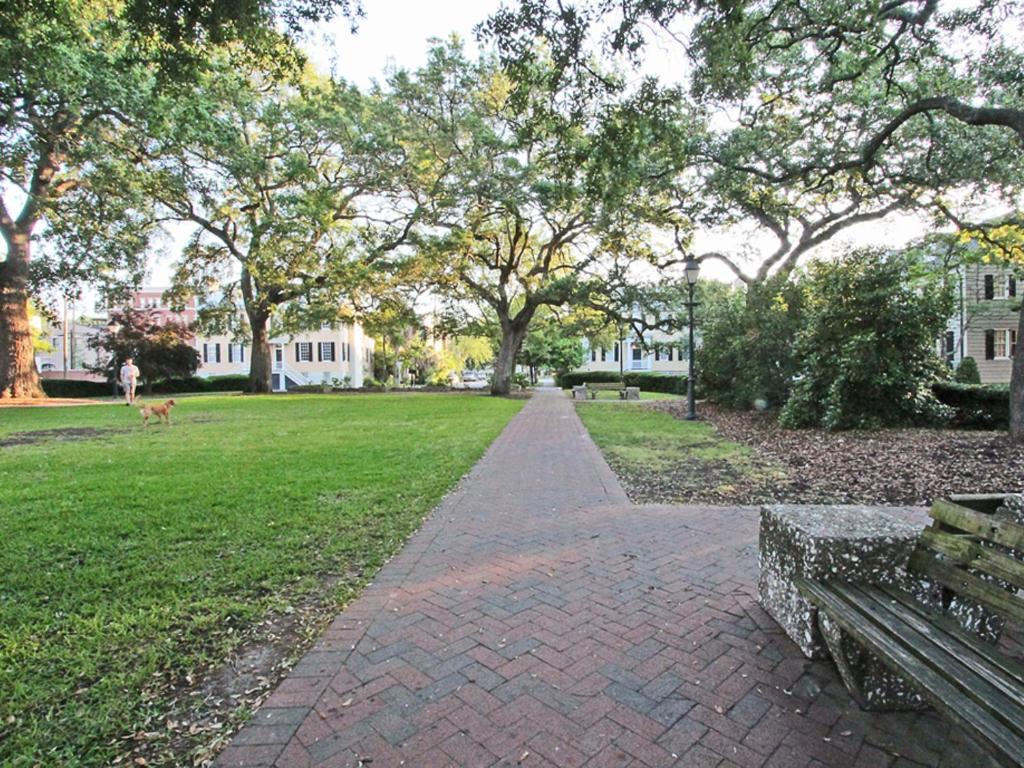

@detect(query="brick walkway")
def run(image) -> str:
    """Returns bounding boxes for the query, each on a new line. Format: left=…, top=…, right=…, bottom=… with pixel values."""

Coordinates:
left=217, top=389, right=993, bottom=768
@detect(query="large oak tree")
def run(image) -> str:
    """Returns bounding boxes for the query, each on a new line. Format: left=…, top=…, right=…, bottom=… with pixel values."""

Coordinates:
left=0, top=2, right=158, bottom=397
left=142, top=62, right=416, bottom=392
left=388, top=42, right=677, bottom=395
left=487, top=0, right=1024, bottom=437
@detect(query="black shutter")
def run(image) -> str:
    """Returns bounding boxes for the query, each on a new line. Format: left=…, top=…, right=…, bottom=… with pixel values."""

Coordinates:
left=203, top=344, right=208, bottom=363
left=228, top=344, right=233, bottom=363
left=329, top=342, right=336, bottom=362
left=1010, top=276, right=1017, bottom=298
left=317, top=342, right=323, bottom=362
left=985, top=329, right=996, bottom=360
left=240, top=345, right=245, bottom=363
left=296, top=343, right=301, bottom=362
left=985, top=274, right=995, bottom=300
left=613, top=345, right=618, bottom=362
left=215, top=344, right=221, bottom=363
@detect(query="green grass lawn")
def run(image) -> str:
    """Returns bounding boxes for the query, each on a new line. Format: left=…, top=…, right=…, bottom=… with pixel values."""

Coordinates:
left=575, top=402, right=787, bottom=503
left=0, top=393, right=522, bottom=767
left=576, top=401, right=747, bottom=468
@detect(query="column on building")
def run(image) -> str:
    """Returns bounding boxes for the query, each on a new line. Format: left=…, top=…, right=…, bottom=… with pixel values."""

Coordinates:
left=350, top=323, right=364, bottom=388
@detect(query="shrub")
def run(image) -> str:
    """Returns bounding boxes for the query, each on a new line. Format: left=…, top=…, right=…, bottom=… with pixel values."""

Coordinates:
left=42, top=374, right=250, bottom=397
left=954, top=356, right=982, bottom=384
left=204, top=375, right=251, bottom=392
left=932, top=382, right=1010, bottom=429
left=780, top=249, right=953, bottom=430
left=41, top=379, right=112, bottom=398
left=558, top=371, right=687, bottom=395
left=149, top=375, right=249, bottom=394
left=699, top=278, right=804, bottom=410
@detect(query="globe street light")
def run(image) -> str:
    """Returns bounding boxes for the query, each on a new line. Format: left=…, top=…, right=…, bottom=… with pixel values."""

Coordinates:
left=684, top=258, right=700, bottom=420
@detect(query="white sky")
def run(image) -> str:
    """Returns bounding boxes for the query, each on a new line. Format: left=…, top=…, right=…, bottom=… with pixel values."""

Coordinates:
left=142, top=0, right=950, bottom=288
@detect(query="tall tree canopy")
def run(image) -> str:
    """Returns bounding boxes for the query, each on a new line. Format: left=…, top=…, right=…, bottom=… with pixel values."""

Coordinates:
left=388, top=42, right=679, bottom=394
left=0, top=1, right=161, bottom=397
left=141, top=62, right=415, bottom=392
left=485, top=0, right=1024, bottom=436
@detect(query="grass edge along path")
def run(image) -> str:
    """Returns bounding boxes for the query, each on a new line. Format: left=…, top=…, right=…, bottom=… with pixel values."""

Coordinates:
left=0, top=393, right=523, bottom=767
left=574, top=400, right=789, bottom=504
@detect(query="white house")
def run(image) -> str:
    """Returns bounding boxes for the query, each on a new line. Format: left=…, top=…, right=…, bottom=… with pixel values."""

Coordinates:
left=196, top=323, right=374, bottom=390
left=577, top=320, right=691, bottom=377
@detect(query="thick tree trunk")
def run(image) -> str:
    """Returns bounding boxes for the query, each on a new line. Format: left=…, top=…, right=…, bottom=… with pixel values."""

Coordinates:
left=0, top=233, right=44, bottom=398
left=491, top=321, right=529, bottom=396
left=248, top=314, right=272, bottom=394
left=240, top=266, right=273, bottom=394
left=1010, top=305, right=1024, bottom=442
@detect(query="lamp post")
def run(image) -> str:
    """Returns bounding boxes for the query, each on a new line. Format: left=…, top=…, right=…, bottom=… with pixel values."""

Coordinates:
left=684, top=258, right=700, bottom=420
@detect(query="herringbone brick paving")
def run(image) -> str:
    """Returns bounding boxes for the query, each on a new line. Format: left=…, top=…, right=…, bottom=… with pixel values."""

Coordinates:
left=217, top=389, right=996, bottom=767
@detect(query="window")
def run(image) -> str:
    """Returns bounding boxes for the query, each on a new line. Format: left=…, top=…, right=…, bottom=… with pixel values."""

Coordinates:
left=654, top=347, right=661, bottom=362
left=986, top=329, right=1018, bottom=360
left=591, top=349, right=597, bottom=362
left=613, top=344, right=619, bottom=362
left=944, top=331, right=955, bottom=364
left=600, top=348, right=606, bottom=362
left=985, top=274, right=1018, bottom=300
left=632, top=344, right=643, bottom=361
left=296, top=342, right=313, bottom=362
left=227, top=343, right=245, bottom=363
left=202, top=342, right=220, bottom=363
left=1001, top=275, right=1018, bottom=299
left=318, top=341, right=336, bottom=362
left=340, top=342, right=350, bottom=362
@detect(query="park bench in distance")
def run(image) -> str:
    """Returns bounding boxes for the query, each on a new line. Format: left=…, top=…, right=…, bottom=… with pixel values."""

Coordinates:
left=581, top=382, right=640, bottom=400
left=795, top=495, right=1024, bottom=767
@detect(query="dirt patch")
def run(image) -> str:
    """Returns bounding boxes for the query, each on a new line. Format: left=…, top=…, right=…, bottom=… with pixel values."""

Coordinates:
left=0, top=427, right=123, bottom=448
left=642, top=401, right=1024, bottom=506
left=113, top=573, right=361, bottom=768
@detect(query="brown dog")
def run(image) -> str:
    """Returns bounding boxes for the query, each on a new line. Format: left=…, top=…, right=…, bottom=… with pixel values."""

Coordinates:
left=139, top=399, right=176, bottom=426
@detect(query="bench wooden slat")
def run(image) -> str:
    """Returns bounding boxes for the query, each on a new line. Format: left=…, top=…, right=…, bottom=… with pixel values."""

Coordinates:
left=877, top=584, right=1024, bottom=690
left=918, top=528, right=1024, bottom=592
left=909, top=550, right=1024, bottom=625
left=850, top=584, right=1024, bottom=716
left=797, top=578, right=1024, bottom=764
left=950, top=494, right=1013, bottom=515
left=930, top=499, right=1024, bottom=551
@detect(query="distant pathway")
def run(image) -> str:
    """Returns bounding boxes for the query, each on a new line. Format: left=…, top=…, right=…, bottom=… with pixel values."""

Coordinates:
left=217, top=389, right=986, bottom=768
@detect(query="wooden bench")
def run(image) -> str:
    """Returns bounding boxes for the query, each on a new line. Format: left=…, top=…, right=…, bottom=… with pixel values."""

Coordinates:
left=585, top=382, right=639, bottom=400
left=795, top=495, right=1024, bottom=766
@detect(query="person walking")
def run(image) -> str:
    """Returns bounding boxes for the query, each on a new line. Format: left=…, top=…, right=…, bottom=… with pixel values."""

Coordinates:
left=119, top=357, right=140, bottom=405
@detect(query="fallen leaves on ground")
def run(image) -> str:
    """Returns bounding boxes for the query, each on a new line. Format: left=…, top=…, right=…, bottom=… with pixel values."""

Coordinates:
left=631, top=402, right=1024, bottom=506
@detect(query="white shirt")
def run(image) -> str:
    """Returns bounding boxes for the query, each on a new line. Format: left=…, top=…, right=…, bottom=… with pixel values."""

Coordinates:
left=120, top=363, right=139, bottom=383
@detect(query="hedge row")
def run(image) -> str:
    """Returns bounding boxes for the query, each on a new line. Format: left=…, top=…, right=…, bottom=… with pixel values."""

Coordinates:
left=557, top=370, right=688, bottom=395
left=149, top=375, right=250, bottom=393
left=932, top=381, right=1010, bottom=429
left=41, top=379, right=112, bottom=398
left=42, top=374, right=250, bottom=398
